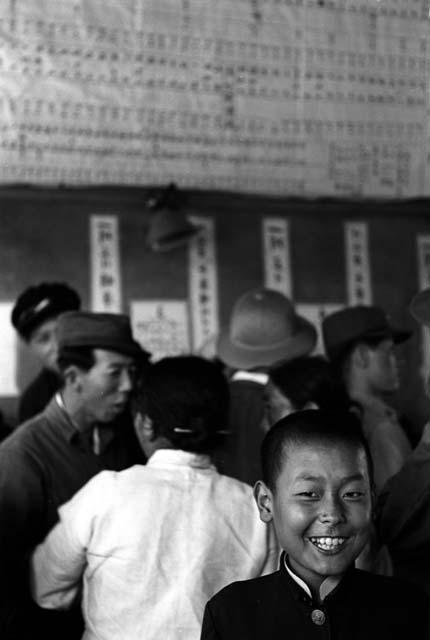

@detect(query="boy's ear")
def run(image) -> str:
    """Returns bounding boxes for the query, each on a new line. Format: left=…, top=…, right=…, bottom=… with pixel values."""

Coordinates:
left=254, top=481, right=274, bottom=524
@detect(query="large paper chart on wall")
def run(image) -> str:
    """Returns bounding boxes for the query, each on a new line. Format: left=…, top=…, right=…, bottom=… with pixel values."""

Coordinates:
left=0, top=0, right=428, bottom=197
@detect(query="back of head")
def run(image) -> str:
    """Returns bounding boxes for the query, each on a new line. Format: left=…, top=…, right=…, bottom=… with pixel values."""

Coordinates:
left=135, top=355, right=229, bottom=454
left=11, top=282, right=81, bottom=341
left=261, top=409, right=370, bottom=492
left=217, top=287, right=317, bottom=371
left=269, top=355, right=352, bottom=413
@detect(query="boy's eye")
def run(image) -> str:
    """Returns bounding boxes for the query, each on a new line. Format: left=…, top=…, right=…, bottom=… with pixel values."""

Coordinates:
left=296, top=491, right=319, bottom=499
left=343, top=491, right=365, bottom=500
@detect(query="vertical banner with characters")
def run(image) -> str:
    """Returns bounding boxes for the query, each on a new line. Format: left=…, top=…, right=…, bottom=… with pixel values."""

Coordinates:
left=416, top=235, right=430, bottom=383
left=262, top=218, right=292, bottom=297
left=188, top=216, right=219, bottom=358
left=344, top=222, right=372, bottom=305
left=90, top=215, right=122, bottom=313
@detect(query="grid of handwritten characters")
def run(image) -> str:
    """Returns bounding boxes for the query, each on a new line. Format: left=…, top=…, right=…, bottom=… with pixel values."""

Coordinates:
left=0, top=0, right=429, bottom=196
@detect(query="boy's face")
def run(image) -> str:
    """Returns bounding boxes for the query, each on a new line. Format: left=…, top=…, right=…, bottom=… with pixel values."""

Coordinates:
left=255, top=440, right=372, bottom=592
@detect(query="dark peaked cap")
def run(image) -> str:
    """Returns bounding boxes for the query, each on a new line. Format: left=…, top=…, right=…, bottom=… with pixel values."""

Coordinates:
left=322, top=305, right=411, bottom=362
left=57, top=311, right=150, bottom=361
left=12, top=282, right=81, bottom=340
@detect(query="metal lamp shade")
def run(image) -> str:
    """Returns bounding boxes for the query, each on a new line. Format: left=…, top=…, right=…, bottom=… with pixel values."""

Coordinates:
left=146, top=207, right=199, bottom=252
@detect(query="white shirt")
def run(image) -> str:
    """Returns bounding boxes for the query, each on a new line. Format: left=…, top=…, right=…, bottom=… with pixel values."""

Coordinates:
left=31, top=449, right=278, bottom=640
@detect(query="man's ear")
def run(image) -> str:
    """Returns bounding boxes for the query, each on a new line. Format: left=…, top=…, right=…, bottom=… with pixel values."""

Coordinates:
left=254, top=480, right=274, bottom=524
left=62, top=365, right=83, bottom=391
left=134, top=413, right=154, bottom=442
left=353, top=343, right=370, bottom=369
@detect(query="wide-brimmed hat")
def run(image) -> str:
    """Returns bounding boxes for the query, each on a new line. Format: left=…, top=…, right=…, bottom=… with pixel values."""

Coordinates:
left=217, top=288, right=317, bottom=370
left=11, top=282, right=81, bottom=341
left=410, top=288, right=430, bottom=327
left=57, top=311, right=150, bottom=361
left=322, top=305, right=412, bottom=362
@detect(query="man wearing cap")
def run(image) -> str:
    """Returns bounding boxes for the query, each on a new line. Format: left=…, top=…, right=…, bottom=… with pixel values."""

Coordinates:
left=322, top=305, right=413, bottom=493
left=0, top=311, right=150, bottom=639
left=11, top=282, right=81, bottom=423
left=377, top=288, right=430, bottom=596
left=216, top=287, right=317, bottom=485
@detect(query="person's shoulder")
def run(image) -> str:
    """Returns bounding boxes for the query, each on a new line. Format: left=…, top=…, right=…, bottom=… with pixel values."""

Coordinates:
left=209, top=571, right=279, bottom=608
left=103, top=464, right=152, bottom=493
left=351, top=569, right=428, bottom=605
left=0, top=408, right=52, bottom=458
left=216, top=471, right=255, bottom=492
left=212, top=472, right=262, bottom=507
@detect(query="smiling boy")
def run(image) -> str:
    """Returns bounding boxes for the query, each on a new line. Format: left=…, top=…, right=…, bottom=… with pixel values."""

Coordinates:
left=201, top=410, right=429, bottom=639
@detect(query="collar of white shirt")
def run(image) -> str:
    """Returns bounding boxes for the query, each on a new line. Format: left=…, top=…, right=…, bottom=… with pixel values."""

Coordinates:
left=147, top=448, right=215, bottom=470
left=231, top=370, right=269, bottom=385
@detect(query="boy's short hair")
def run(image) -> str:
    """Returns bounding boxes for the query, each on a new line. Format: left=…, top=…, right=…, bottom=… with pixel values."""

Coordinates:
left=261, top=409, right=373, bottom=491
left=134, top=355, right=230, bottom=454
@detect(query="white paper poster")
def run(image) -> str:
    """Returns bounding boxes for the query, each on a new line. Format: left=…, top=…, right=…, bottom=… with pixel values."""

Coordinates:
left=344, top=222, right=372, bottom=305
left=188, top=216, right=219, bottom=357
left=0, top=1, right=428, bottom=197
left=90, top=215, right=122, bottom=312
left=130, top=300, right=190, bottom=362
left=416, top=234, right=430, bottom=383
left=263, top=217, right=292, bottom=297
left=297, top=303, right=344, bottom=356
left=0, top=302, right=18, bottom=396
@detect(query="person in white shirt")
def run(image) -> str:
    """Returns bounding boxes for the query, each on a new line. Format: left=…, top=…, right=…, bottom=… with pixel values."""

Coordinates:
left=30, top=355, right=278, bottom=640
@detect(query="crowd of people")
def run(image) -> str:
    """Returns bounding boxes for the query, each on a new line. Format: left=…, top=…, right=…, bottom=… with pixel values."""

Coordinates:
left=0, top=281, right=429, bottom=638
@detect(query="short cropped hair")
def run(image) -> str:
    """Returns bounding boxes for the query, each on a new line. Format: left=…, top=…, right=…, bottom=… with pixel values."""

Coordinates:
left=261, top=409, right=372, bottom=491
left=134, top=355, right=230, bottom=454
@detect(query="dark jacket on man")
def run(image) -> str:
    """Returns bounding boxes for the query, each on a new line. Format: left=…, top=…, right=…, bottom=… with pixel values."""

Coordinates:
left=0, top=395, right=144, bottom=640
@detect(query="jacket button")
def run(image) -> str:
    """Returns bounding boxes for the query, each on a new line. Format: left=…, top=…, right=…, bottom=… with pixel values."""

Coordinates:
left=311, top=609, right=326, bottom=625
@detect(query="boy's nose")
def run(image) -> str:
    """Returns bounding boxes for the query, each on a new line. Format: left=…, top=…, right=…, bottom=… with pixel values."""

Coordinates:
left=318, top=496, right=345, bottom=524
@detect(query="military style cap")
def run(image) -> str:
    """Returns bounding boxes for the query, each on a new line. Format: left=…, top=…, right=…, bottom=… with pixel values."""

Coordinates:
left=11, top=282, right=81, bottom=340
left=57, top=311, right=150, bottom=361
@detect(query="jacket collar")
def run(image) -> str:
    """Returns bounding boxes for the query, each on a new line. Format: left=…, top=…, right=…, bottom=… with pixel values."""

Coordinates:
left=147, top=448, right=215, bottom=470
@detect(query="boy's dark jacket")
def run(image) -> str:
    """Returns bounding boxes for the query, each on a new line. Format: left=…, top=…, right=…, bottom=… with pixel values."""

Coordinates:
left=201, top=556, right=429, bottom=639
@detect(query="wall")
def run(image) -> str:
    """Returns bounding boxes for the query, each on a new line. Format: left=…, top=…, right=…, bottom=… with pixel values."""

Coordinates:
left=0, top=1, right=428, bottom=197
left=0, top=187, right=429, bottom=436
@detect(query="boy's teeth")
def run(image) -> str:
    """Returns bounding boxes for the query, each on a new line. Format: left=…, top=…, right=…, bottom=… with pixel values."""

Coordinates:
left=310, top=537, right=346, bottom=549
